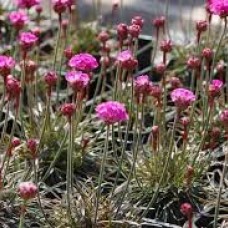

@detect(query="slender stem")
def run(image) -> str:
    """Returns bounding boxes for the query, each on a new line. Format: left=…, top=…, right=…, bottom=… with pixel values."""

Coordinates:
left=137, top=113, right=178, bottom=222
left=210, top=18, right=227, bottom=81
left=213, top=150, right=228, bottom=228
left=19, top=204, right=25, bottom=228
left=115, top=103, right=143, bottom=217
left=0, top=102, right=10, bottom=143
left=41, top=131, right=68, bottom=182
left=94, top=124, right=110, bottom=225
left=66, top=115, right=74, bottom=221
left=54, top=23, right=62, bottom=104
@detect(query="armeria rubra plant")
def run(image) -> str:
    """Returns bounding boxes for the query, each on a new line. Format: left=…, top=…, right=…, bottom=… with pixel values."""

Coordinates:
left=0, top=0, right=227, bottom=227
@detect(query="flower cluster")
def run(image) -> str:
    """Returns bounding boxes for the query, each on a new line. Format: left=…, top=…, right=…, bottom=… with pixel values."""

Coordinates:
left=18, top=182, right=38, bottom=200
left=65, top=71, right=90, bottom=92
left=19, top=32, right=38, bottom=52
left=8, top=10, right=28, bottom=30
left=96, top=101, right=129, bottom=125
left=15, top=0, right=40, bottom=9
left=171, top=88, right=196, bottom=110
left=69, top=53, right=98, bottom=72
left=208, top=0, right=228, bottom=17
left=0, top=55, right=16, bottom=78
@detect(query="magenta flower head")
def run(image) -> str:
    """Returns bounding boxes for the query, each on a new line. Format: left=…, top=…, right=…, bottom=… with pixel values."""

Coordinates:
left=220, top=109, right=228, bottom=127
left=15, top=0, right=40, bottom=9
left=117, top=50, right=138, bottom=70
left=18, top=182, right=37, bottom=200
left=69, top=53, right=98, bottom=72
left=209, top=79, right=223, bottom=98
left=134, top=75, right=153, bottom=95
left=171, top=88, right=196, bottom=110
left=19, top=32, right=38, bottom=52
left=209, top=0, right=228, bottom=17
left=96, top=101, right=129, bottom=125
left=0, top=55, right=16, bottom=78
left=52, top=0, right=68, bottom=15
left=65, top=71, right=90, bottom=92
left=8, top=10, right=28, bottom=30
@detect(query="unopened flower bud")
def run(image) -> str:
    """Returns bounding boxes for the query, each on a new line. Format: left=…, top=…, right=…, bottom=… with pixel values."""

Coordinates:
left=202, top=48, right=213, bottom=60
left=98, top=31, right=109, bottom=43
left=160, top=39, right=173, bottom=53
left=196, top=20, right=208, bottom=32
left=155, top=63, right=166, bottom=74
left=27, top=138, right=38, bottom=158
left=117, top=23, right=128, bottom=40
left=131, top=16, right=144, bottom=28
left=187, top=56, right=200, bottom=69
left=64, top=47, right=73, bottom=60
left=128, top=24, right=141, bottom=38
left=60, top=103, right=76, bottom=119
left=152, top=16, right=165, bottom=29
left=44, top=71, right=58, bottom=87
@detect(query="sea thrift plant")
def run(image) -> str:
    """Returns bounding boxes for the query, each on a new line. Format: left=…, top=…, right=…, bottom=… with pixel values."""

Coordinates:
left=96, top=101, right=128, bottom=125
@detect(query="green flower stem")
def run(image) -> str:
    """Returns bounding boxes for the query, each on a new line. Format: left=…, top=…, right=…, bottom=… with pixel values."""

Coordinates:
left=110, top=76, right=134, bottom=197
left=66, top=115, right=74, bottom=221
left=36, top=94, right=51, bottom=156
left=192, top=106, right=212, bottom=166
left=88, top=61, right=106, bottom=117
left=213, top=149, right=228, bottom=228
left=94, top=124, right=110, bottom=225
left=41, top=131, right=68, bottom=182
left=210, top=17, right=227, bottom=81
left=114, top=102, right=142, bottom=217
left=54, top=23, right=62, bottom=104
left=0, top=102, right=10, bottom=143
left=19, top=202, right=26, bottom=228
left=190, top=69, right=195, bottom=91
left=137, top=113, right=178, bottom=222
left=33, top=159, right=54, bottom=228
left=165, top=0, right=171, bottom=39
left=2, top=107, right=19, bottom=184
left=113, top=65, right=121, bottom=100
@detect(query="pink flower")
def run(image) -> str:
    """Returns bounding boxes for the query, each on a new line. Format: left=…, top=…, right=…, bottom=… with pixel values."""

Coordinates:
left=209, top=79, right=223, bottom=98
left=209, top=0, right=228, bottom=17
left=220, top=109, right=228, bottom=127
left=0, top=55, right=16, bottom=78
left=65, top=71, right=90, bottom=92
left=68, top=53, right=98, bottom=72
left=52, top=0, right=68, bottom=14
left=19, top=32, right=38, bottom=51
left=134, top=75, right=153, bottom=95
left=18, top=182, right=37, bottom=200
left=8, top=10, right=28, bottom=30
left=15, top=0, right=40, bottom=9
left=96, top=101, right=129, bottom=125
left=171, top=88, right=196, bottom=110
left=117, top=50, right=138, bottom=70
